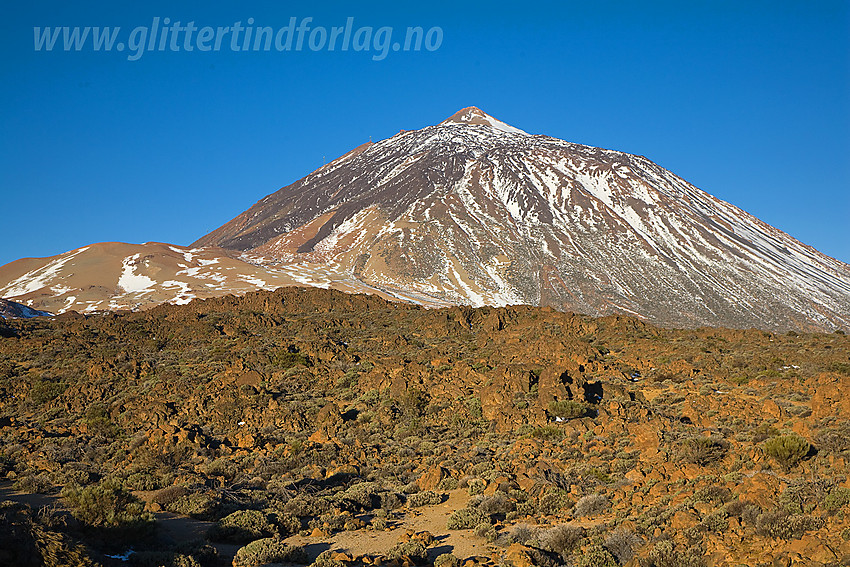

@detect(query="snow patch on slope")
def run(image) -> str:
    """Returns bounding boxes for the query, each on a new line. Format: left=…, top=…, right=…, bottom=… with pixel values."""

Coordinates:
left=118, top=255, right=156, bottom=293
left=0, top=247, right=89, bottom=298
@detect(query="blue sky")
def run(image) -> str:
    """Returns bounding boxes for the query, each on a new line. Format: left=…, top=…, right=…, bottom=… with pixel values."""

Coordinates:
left=1, top=1, right=848, bottom=266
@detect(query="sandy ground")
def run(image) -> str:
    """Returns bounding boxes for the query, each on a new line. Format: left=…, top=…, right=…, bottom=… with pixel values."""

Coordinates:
left=285, top=489, right=497, bottom=562
left=1, top=483, right=497, bottom=564
left=0, top=483, right=60, bottom=509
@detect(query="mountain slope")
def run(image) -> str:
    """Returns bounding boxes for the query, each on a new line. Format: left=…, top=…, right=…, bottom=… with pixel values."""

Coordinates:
left=0, top=298, right=50, bottom=319
left=0, top=242, right=446, bottom=315
left=193, top=107, right=850, bottom=332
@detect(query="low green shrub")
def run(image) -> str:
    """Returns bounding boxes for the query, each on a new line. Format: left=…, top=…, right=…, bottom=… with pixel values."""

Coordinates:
left=548, top=400, right=588, bottom=419
left=827, top=362, right=850, bottom=375
left=61, top=478, right=152, bottom=529
left=165, top=491, right=217, bottom=519
left=123, top=470, right=171, bottom=492
left=207, top=509, right=277, bottom=544
left=83, top=404, right=119, bottom=437
left=340, top=482, right=381, bottom=510
left=311, top=550, right=344, bottom=567
left=307, top=512, right=346, bottom=534
left=273, top=351, right=307, bottom=370
left=692, top=485, right=732, bottom=504
left=699, top=510, right=728, bottom=533
left=129, top=551, right=201, bottom=567
left=466, top=478, right=486, bottom=496
left=29, top=378, right=66, bottom=404
left=386, top=540, right=427, bottom=562
left=434, top=553, right=461, bottom=567
left=824, top=487, right=850, bottom=513
left=578, top=544, right=617, bottom=567
left=763, top=434, right=810, bottom=469
left=407, top=491, right=444, bottom=507
left=447, top=507, right=488, bottom=529
left=283, top=495, right=331, bottom=517
left=233, top=538, right=306, bottom=567
left=528, top=426, right=564, bottom=441
left=537, top=488, right=571, bottom=515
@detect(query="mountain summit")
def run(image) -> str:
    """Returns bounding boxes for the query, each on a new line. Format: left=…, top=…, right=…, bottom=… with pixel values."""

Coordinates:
left=190, top=107, right=850, bottom=332
left=1, top=108, right=847, bottom=331
left=441, top=106, right=528, bottom=134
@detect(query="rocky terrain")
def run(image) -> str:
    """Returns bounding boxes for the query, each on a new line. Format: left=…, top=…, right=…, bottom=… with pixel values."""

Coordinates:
left=0, top=287, right=848, bottom=566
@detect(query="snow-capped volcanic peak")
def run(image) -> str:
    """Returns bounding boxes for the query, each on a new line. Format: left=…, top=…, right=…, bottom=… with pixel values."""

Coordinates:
left=190, top=106, right=850, bottom=332
left=2, top=107, right=848, bottom=332
left=441, top=106, right=528, bottom=135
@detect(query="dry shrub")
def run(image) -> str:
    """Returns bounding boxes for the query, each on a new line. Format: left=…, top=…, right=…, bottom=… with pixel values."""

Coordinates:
left=573, top=494, right=609, bottom=518
left=642, top=540, right=706, bottom=567
left=538, top=524, right=585, bottom=557
left=506, top=523, right=537, bottom=545
left=755, top=508, right=823, bottom=539
left=679, top=436, right=728, bottom=466
left=604, top=528, right=642, bottom=564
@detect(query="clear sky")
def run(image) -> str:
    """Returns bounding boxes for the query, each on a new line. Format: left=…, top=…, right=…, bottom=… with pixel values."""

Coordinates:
left=1, top=1, right=848, bottom=267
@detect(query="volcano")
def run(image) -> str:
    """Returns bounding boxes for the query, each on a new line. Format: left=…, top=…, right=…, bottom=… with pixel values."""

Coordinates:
left=190, top=107, right=850, bottom=332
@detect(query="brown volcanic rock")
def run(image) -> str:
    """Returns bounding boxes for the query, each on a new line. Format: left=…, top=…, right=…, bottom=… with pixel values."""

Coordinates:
left=0, top=287, right=848, bottom=565
left=810, top=372, right=850, bottom=420
left=416, top=466, right=449, bottom=491
left=536, top=367, right=573, bottom=407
